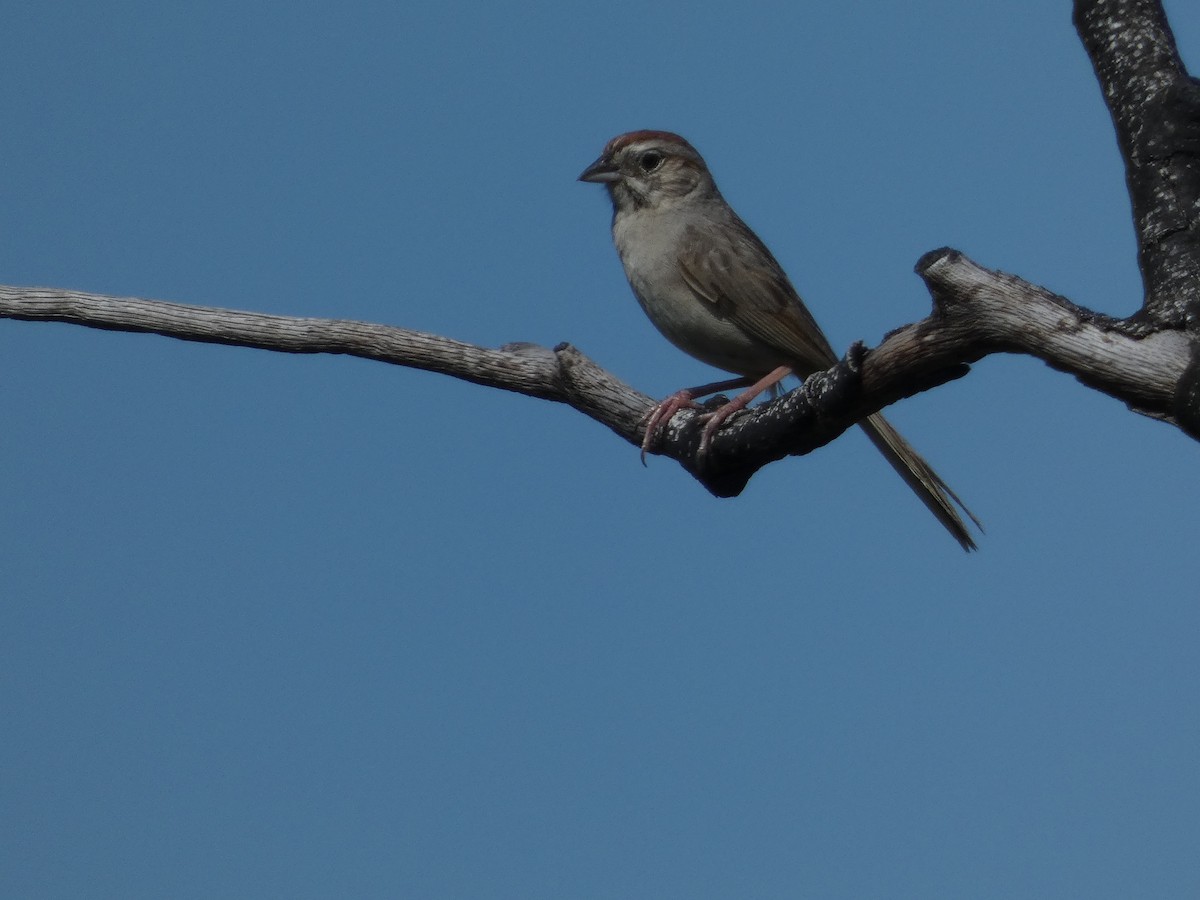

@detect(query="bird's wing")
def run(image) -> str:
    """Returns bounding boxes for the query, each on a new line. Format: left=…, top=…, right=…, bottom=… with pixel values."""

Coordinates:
left=678, top=221, right=838, bottom=372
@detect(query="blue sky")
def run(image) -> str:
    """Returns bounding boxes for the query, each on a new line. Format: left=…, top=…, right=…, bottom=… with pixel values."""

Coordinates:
left=2, top=1, right=1198, bottom=897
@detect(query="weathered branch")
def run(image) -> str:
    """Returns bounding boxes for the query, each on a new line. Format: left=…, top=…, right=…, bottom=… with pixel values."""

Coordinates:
left=667, top=249, right=1193, bottom=495
left=2, top=247, right=1192, bottom=496
left=1074, top=0, right=1200, bottom=326
left=2, top=0, right=1198, bottom=498
left=0, top=283, right=654, bottom=445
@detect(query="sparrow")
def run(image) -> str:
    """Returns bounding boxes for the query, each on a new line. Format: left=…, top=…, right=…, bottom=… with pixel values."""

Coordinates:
left=580, top=130, right=980, bottom=550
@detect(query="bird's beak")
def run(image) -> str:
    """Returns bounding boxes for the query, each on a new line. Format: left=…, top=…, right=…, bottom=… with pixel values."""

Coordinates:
left=578, top=155, right=620, bottom=183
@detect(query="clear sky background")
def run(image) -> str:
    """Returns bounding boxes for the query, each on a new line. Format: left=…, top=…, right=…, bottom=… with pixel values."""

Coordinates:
left=2, top=2, right=1198, bottom=897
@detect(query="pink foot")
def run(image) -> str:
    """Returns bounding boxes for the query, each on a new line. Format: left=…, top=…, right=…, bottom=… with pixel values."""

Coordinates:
left=639, top=390, right=703, bottom=464
left=636, top=372, right=787, bottom=464
left=696, top=365, right=794, bottom=460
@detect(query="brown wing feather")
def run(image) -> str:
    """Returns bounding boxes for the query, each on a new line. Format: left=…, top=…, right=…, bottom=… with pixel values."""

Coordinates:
left=675, top=222, right=980, bottom=550
left=678, top=221, right=838, bottom=374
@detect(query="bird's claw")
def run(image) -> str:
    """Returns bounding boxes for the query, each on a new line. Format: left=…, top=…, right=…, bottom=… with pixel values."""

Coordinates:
left=638, top=390, right=703, bottom=464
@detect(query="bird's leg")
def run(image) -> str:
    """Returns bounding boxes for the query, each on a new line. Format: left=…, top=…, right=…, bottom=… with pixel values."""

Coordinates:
left=640, top=376, right=753, bottom=464
left=697, top=366, right=794, bottom=457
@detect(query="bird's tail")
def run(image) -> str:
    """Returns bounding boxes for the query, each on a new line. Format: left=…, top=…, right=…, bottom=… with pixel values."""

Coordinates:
left=858, top=413, right=982, bottom=552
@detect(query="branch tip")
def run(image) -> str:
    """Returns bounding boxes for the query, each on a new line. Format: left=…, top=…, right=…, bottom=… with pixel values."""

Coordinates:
left=914, top=247, right=958, bottom=277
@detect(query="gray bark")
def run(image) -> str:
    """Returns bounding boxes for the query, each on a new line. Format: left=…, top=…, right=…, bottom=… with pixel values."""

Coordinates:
left=2, top=0, right=1197, bottom=496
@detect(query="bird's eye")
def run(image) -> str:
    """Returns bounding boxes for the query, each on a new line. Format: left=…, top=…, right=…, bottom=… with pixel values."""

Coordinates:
left=638, top=151, right=664, bottom=173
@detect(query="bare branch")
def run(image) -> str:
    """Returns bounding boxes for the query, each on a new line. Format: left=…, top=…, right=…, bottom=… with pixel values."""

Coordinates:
left=2, top=0, right=1198, bottom=499
left=0, top=285, right=570, bottom=399
left=3, top=247, right=1192, bottom=498
left=0, top=283, right=653, bottom=445
left=1074, top=0, right=1200, bottom=325
left=648, top=249, right=1193, bottom=495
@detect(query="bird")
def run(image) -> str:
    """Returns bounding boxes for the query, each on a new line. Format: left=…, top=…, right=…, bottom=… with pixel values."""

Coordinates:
left=579, top=130, right=980, bottom=551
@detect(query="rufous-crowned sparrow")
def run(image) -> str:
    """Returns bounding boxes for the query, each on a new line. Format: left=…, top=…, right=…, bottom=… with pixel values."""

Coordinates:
left=580, top=130, right=979, bottom=550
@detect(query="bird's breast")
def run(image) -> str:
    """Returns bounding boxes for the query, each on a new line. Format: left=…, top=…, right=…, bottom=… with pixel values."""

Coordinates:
left=612, top=211, right=788, bottom=378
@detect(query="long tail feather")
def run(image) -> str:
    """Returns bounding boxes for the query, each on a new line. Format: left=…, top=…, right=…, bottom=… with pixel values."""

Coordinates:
left=858, top=413, right=982, bottom=552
